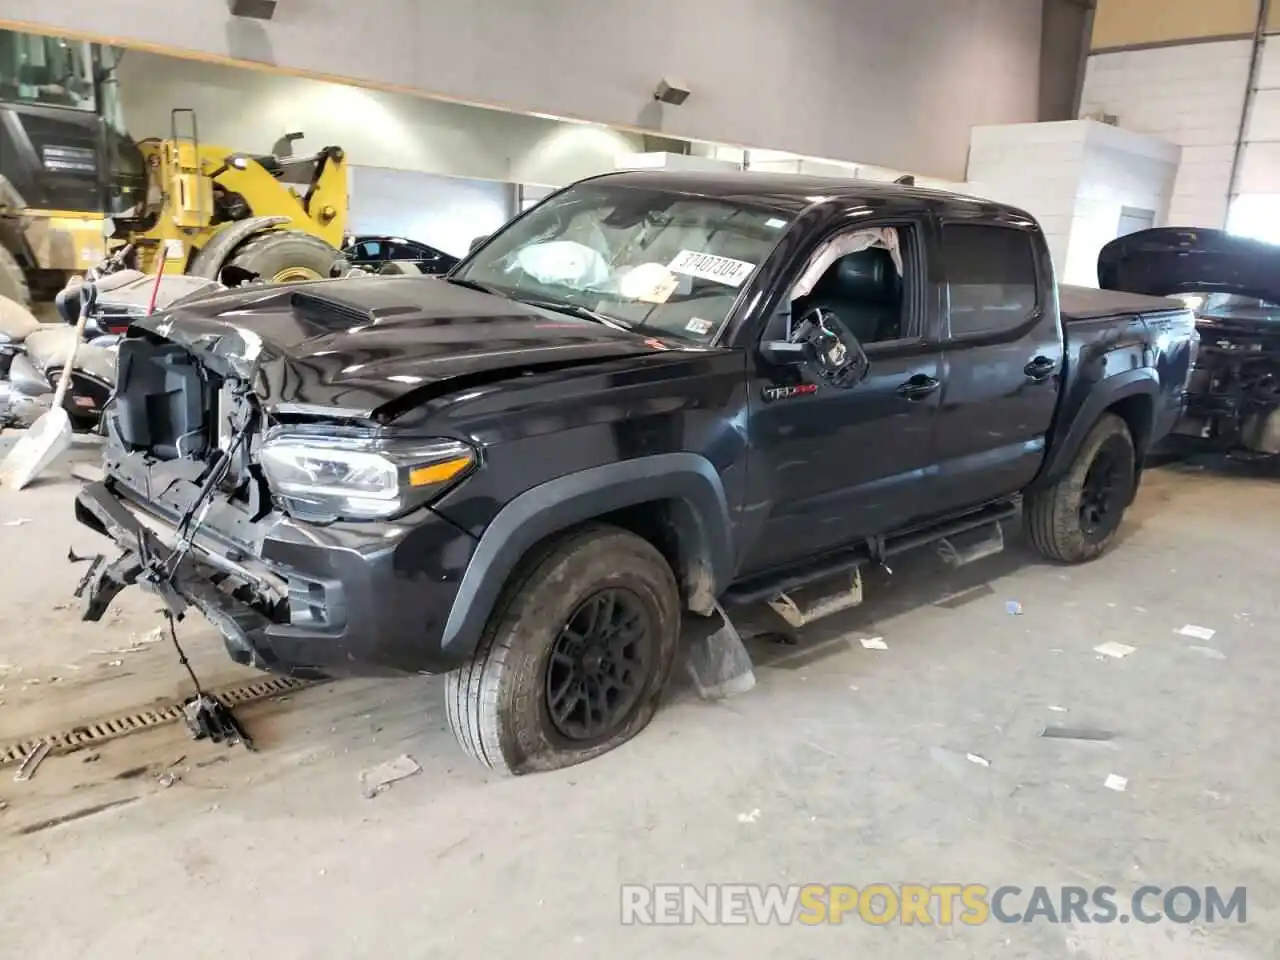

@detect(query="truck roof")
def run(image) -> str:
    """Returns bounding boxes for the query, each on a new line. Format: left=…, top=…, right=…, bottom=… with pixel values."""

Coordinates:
left=586, top=169, right=1029, bottom=221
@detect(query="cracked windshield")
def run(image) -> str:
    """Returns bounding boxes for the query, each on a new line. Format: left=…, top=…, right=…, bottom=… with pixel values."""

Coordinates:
left=454, top=184, right=793, bottom=342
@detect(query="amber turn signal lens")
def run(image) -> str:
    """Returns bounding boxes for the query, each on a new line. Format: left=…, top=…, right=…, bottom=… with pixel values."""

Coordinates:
left=408, top=456, right=473, bottom=487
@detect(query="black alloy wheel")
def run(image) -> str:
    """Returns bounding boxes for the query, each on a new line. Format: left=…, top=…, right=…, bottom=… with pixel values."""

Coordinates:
left=1078, top=436, right=1126, bottom=541
left=545, top=587, right=654, bottom=741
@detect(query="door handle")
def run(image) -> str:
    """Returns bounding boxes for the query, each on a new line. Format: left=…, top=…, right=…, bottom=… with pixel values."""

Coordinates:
left=897, top=374, right=940, bottom=400
left=1024, top=356, right=1057, bottom=382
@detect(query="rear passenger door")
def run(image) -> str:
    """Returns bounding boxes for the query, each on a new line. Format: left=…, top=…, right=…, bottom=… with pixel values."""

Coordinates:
left=926, top=220, right=1064, bottom=517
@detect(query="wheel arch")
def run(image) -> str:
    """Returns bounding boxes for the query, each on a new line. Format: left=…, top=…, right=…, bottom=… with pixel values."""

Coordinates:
left=1033, top=369, right=1159, bottom=490
left=440, top=453, right=734, bottom=656
left=187, top=215, right=290, bottom=279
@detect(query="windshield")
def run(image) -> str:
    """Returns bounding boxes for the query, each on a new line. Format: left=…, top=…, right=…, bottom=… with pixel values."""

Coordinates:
left=1176, top=292, right=1280, bottom=322
left=454, top=183, right=794, bottom=342
left=0, top=29, right=97, bottom=112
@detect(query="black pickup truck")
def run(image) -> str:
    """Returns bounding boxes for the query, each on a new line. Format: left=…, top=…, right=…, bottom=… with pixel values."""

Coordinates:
left=74, top=171, right=1198, bottom=774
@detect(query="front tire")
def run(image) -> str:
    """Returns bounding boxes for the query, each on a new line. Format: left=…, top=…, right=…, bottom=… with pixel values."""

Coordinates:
left=224, top=230, right=342, bottom=284
left=445, top=525, right=680, bottom=775
left=1026, top=413, right=1136, bottom=563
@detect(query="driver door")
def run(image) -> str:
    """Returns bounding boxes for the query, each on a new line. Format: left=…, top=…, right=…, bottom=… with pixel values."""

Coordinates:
left=736, top=220, right=946, bottom=575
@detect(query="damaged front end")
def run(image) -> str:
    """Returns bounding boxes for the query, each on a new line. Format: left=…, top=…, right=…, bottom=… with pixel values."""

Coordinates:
left=1175, top=306, right=1280, bottom=454
left=74, top=330, right=301, bottom=672
left=74, top=308, right=484, bottom=679
left=1099, top=227, right=1280, bottom=456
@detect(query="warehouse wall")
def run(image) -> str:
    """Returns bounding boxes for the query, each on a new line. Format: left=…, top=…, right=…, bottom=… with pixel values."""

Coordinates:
left=0, top=0, right=1044, bottom=180
left=1078, top=40, right=1252, bottom=228
left=965, top=120, right=1178, bottom=285
left=1090, top=0, right=1261, bottom=49
left=1080, top=0, right=1280, bottom=232
left=347, top=168, right=513, bottom=258
left=116, top=52, right=643, bottom=187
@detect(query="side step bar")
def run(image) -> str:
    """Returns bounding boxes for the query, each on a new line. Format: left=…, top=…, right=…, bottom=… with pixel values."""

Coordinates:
left=726, top=498, right=1019, bottom=628
left=768, top=568, right=864, bottom=628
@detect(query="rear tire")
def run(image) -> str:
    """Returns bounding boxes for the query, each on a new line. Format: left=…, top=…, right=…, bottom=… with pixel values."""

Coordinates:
left=445, top=525, right=680, bottom=775
left=224, top=230, right=341, bottom=284
left=1026, top=413, right=1136, bottom=563
left=0, top=244, right=32, bottom=309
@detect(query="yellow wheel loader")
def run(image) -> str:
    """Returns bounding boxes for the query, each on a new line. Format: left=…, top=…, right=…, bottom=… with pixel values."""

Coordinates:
left=0, top=29, right=348, bottom=308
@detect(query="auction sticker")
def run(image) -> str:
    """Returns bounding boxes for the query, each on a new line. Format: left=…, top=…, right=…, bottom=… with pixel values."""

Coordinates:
left=685, top=317, right=713, bottom=336
left=667, top=250, right=756, bottom=288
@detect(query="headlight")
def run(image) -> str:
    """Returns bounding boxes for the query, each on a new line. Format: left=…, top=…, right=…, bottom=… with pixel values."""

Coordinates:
left=258, top=433, right=476, bottom=522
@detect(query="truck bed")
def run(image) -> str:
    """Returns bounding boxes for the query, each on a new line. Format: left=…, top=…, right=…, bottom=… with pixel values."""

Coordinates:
left=1059, top=284, right=1184, bottom=321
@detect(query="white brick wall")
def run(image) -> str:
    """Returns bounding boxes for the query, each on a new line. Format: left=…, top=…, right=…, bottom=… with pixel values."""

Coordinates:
left=1079, top=40, right=1252, bottom=228
left=966, top=121, right=1088, bottom=275
left=1064, top=123, right=1180, bottom=286
left=1238, top=36, right=1280, bottom=194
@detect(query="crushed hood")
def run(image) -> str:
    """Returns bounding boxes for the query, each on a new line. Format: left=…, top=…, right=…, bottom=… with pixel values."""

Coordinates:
left=132, top=275, right=675, bottom=419
left=1098, top=227, right=1280, bottom=305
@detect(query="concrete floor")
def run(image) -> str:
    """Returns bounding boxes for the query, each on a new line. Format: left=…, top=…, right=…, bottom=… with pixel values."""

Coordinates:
left=0, top=437, right=1276, bottom=959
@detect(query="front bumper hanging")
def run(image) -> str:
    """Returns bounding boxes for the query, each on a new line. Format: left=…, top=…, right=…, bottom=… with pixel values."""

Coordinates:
left=74, top=480, right=282, bottom=671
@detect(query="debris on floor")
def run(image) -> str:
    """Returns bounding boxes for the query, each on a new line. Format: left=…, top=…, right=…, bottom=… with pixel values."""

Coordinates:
left=1094, top=641, right=1136, bottom=659
left=965, top=753, right=990, bottom=767
left=1040, top=725, right=1116, bottom=742
left=1005, top=600, right=1023, bottom=615
left=1188, top=645, right=1227, bottom=660
left=1176, top=624, right=1216, bottom=641
left=13, top=741, right=51, bottom=782
left=737, top=808, right=761, bottom=824
left=1104, top=774, right=1129, bottom=792
left=1047, top=705, right=1067, bottom=712
left=683, top=607, right=756, bottom=699
left=860, top=637, right=888, bottom=651
left=2, top=518, right=32, bottom=527
left=359, top=754, right=422, bottom=798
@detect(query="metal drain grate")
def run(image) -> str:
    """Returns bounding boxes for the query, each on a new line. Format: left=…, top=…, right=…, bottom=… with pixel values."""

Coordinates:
left=0, top=675, right=315, bottom=767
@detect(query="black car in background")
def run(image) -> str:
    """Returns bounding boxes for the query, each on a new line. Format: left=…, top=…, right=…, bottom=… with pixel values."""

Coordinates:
left=1099, top=227, right=1280, bottom=457
left=342, top=235, right=459, bottom=275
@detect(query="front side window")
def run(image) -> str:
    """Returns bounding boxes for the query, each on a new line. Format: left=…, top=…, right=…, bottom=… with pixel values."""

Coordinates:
left=0, top=29, right=97, bottom=112
left=454, top=184, right=794, bottom=342
left=941, top=223, right=1039, bottom=339
left=787, top=226, right=911, bottom=346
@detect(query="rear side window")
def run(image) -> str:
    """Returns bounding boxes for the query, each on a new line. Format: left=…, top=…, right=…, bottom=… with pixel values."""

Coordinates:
left=941, top=224, right=1039, bottom=339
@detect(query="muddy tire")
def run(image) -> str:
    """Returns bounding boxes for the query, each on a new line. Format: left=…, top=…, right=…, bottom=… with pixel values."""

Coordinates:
left=1026, top=413, right=1136, bottom=563
left=445, top=524, right=680, bottom=775
left=224, top=230, right=341, bottom=284
left=0, top=244, right=31, bottom=309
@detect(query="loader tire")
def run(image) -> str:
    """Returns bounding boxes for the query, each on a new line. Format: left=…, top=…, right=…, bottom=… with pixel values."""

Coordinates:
left=0, top=244, right=32, bottom=309
left=1025, top=413, right=1136, bottom=564
left=224, top=230, right=341, bottom=285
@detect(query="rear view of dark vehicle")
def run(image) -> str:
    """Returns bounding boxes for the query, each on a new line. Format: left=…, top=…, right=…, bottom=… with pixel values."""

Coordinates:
left=1099, top=227, right=1280, bottom=457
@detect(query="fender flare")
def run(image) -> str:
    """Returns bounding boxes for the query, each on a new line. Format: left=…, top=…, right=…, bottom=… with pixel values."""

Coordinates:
left=187, top=216, right=290, bottom=279
left=440, top=453, right=734, bottom=655
left=1034, top=368, right=1160, bottom=488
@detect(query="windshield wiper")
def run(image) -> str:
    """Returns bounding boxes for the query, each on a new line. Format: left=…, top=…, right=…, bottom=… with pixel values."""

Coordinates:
left=445, top=276, right=499, bottom=295
left=520, top=298, right=633, bottom=331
